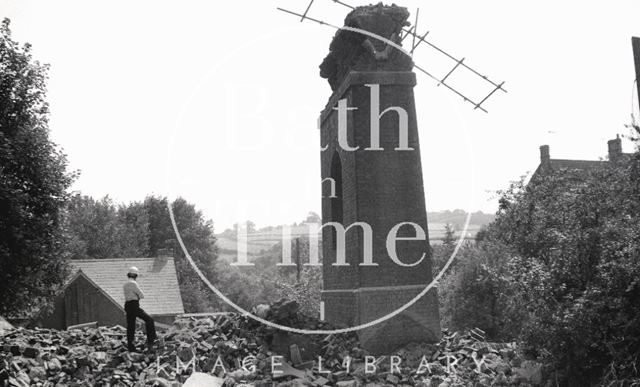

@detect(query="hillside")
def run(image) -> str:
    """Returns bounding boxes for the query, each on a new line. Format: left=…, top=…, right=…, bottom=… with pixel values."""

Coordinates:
left=215, top=211, right=494, bottom=262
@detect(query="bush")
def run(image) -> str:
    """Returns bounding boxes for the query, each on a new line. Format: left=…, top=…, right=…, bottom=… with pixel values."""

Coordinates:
left=437, top=151, right=640, bottom=385
left=213, top=237, right=323, bottom=318
left=483, top=157, right=640, bottom=385
left=436, top=241, right=517, bottom=340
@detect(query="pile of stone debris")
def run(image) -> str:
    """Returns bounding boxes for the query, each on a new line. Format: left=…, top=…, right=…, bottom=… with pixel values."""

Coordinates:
left=0, top=301, right=544, bottom=387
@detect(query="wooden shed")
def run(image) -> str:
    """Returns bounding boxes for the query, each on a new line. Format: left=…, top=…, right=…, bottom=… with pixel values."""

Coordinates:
left=37, top=257, right=185, bottom=329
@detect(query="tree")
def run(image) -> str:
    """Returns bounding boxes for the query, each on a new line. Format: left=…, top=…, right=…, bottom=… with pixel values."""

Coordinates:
left=0, top=19, right=75, bottom=315
left=482, top=157, right=640, bottom=385
left=232, top=220, right=256, bottom=235
left=304, top=211, right=321, bottom=224
left=144, top=196, right=220, bottom=312
left=437, top=241, right=513, bottom=338
left=213, top=259, right=276, bottom=312
left=442, top=223, right=456, bottom=246
left=63, top=194, right=220, bottom=313
left=436, top=141, right=640, bottom=385
left=252, top=236, right=323, bottom=316
left=64, top=195, right=148, bottom=259
left=115, top=200, right=149, bottom=257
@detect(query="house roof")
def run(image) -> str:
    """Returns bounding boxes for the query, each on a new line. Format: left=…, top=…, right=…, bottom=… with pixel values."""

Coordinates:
left=67, top=270, right=125, bottom=312
left=531, top=158, right=602, bottom=182
left=546, top=158, right=605, bottom=171
left=69, top=257, right=185, bottom=316
left=533, top=156, right=633, bottom=179
left=533, top=138, right=634, bottom=180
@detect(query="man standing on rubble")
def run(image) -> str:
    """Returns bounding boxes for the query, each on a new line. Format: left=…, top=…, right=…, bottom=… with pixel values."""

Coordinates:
left=123, top=266, right=157, bottom=352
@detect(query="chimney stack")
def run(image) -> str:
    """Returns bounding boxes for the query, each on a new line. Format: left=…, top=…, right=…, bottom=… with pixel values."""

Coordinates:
left=607, top=135, right=622, bottom=162
left=540, top=145, right=550, bottom=167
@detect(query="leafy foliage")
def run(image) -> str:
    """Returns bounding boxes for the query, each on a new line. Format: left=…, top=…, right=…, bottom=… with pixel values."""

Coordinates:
left=144, top=196, right=220, bottom=312
left=438, top=151, right=640, bottom=385
left=227, top=236, right=323, bottom=317
left=64, top=195, right=148, bottom=259
left=63, top=195, right=324, bottom=315
left=64, top=195, right=220, bottom=313
left=488, top=159, right=640, bottom=382
left=0, top=19, right=75, bottom=315
left=436, top=242, right=514, bottom=339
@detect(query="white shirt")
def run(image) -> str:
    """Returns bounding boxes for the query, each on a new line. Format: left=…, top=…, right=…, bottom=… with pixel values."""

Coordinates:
left=123, top=279, right=145, bottom=301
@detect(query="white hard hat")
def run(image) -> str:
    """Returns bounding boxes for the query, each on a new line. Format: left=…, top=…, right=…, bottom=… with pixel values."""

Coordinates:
left=128, top=266, right=140, bottom=276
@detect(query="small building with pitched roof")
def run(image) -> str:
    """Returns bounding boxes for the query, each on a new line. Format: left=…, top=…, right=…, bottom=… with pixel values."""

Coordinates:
left=37, top=257, right=185, bottom=329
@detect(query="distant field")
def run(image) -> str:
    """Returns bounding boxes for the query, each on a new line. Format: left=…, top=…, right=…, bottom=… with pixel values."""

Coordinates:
left=216, top=237, right=274, bottom=254
left=216, top=222, right=480, bottom=261
left=428, top=222, right=481, bottom=242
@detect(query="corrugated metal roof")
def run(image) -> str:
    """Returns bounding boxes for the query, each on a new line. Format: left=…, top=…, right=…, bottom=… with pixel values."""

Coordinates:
left=69, top=257, right=185, bottom=316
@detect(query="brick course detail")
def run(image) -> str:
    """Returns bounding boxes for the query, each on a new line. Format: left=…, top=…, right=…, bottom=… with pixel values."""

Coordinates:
left=320, top=71, right=441, bottom=353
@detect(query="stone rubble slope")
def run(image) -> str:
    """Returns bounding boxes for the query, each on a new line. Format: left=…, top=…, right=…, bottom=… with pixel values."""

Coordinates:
left=0, top=301, right=543, bottom=387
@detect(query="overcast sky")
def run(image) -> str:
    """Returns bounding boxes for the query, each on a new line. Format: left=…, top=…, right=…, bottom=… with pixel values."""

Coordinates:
left=2, top=0, right=640, bottom=231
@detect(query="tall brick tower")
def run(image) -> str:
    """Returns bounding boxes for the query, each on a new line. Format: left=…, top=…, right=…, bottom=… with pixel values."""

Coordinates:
left=319, top=3, right=441, bottom=353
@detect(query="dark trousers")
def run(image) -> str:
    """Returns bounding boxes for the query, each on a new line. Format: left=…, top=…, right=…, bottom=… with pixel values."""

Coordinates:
left=124, top=300, right=156, bottom=350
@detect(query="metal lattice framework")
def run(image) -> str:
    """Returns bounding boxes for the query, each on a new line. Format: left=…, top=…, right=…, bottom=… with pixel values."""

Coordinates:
left=277, top=0, right=507, bottom=113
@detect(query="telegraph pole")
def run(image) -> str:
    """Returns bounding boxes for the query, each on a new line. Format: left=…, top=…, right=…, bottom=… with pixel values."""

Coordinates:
left=632, top=37, right=640, bottom=112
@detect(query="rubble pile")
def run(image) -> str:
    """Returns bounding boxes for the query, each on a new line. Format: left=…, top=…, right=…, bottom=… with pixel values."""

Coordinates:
left=0, top=302, right=543, bottom=387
